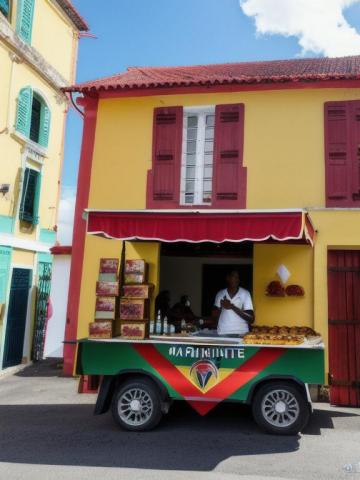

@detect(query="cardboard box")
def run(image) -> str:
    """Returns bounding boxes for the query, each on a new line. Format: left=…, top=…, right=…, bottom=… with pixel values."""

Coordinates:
left=122, top=284, right=154, bottom=299
left=116, top=321, right=149, bottom=340
left=119, top=298, right=149, bottom=320
left=100, top=258, right=119, bottom=273
left=96, top=281, right=119, bottom=296
left=96, top=296, right=116, bottom=311
left=124, top=272, right=146, bottom=285
left=89, top=321, right=113, bottom=339
left=125, top=259, right=146, bottom=274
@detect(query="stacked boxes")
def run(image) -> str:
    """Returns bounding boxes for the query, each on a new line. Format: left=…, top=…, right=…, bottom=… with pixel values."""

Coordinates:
left=89, top=258, right=119, bottom=339
left=116, top=259, right=153, bottom=340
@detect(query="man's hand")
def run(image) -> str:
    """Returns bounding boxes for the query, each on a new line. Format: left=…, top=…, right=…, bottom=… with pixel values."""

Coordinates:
left=220, top=298, right=233, bottom=310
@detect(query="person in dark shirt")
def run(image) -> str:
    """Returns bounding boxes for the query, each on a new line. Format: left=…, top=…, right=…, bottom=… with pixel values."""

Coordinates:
left=168, top=295, right=196, bottom=333
left=155, top=290, right=171, bottom=319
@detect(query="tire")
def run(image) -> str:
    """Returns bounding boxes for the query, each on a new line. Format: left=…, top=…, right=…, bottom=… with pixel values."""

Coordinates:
left=252, top=381, right=310, bottom=435
left=111, top=378, right=163, bottom=431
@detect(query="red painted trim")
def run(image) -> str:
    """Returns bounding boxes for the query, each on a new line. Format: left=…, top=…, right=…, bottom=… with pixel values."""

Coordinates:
left=94, top=79, right=360, bottom=99
left=50, top=245, right=72, bottom=255
left=63, top=97, right=98, bottom=376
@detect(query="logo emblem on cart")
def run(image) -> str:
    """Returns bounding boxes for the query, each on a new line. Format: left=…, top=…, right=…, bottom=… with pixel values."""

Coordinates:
left=190, top=360, right=219, bottom=389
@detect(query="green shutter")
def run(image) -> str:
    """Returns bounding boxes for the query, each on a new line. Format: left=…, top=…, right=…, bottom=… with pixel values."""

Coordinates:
left=15, top=87, right=33, bottom=137
left=39, top=102, right=51, bottom=147
left=0, top=246, right=12, bottom=303
left=19, top=168, right=40, bottom=225
left=0, top=0, right=10, bottom=18
left=16, top=0, right=35, bottom=43
left=33, top=171, right=41, bottom=225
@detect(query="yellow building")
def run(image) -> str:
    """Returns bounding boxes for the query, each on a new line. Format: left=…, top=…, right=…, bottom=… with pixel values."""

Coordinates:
left=65, top=58, right=360, bottom=407
left=0, top=0, right=87, bottom=369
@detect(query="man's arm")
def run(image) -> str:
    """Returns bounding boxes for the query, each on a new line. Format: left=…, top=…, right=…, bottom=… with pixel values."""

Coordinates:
left=221, top=298, right=255, bottom=325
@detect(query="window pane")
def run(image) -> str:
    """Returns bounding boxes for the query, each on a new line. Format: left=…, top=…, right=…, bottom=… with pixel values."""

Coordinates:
left=30, top=96, right=41, bottom=143
left=205, top=127, right=214, bottom=140
left=187, top=128, right=197, bottom=141
left=203, top=180, right=212, bottom=192
left=186, top=154, right=196, bottom=166
left=185, top=193, right=194, bottom=204
left=206, top=115, right=215, bottom=127
left=204, top=153, right=213, bottom=166
left=186, top=167, right=195, bottom=179
left=204, top=166, right=212, bottom=178
left=204, top=140, right=213, bottom=153
left=187, top=116, right=198, bottom=128
left=187, top=141, right=196, bottom=154
left=185, top=180, right=195, bottom=193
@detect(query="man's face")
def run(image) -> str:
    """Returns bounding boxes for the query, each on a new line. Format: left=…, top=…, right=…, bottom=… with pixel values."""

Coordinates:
left=227, top=271, right=240, bottom=289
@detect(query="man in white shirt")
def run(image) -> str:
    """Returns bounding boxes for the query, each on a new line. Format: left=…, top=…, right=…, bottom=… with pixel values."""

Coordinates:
left=213, top=270, right=254, bottom=336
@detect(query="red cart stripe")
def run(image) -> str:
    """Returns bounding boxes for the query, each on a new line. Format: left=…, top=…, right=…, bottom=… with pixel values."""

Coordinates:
left=133, top=344, right=285, bottom=415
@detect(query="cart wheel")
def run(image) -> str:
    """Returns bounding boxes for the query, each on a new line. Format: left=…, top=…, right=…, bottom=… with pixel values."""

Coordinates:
left=111, top=378, right=163, bottom=431
left=252, top=381, right=310, bottom=435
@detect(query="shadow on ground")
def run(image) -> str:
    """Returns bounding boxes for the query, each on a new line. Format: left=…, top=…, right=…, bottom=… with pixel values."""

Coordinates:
left=0, top=399, right=357, bottom=471
left=15, top=359, right=64, bottom=378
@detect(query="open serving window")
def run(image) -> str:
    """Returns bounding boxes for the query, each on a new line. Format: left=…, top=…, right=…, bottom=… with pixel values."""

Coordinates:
left=85, top=209, right=319, bottom=347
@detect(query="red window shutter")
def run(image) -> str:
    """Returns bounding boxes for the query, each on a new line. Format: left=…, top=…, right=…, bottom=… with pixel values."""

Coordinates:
left=212, top=103, right=247, bottom=208
left=324, top=102, right=353, bottom=207
left=350, top=101, right=360, bottom=201
left=147, top=106, right=183, bottom=208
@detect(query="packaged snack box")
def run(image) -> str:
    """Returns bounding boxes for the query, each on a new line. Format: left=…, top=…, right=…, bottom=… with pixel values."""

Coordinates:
left=89, top=321, right=113, bottom=339
left=116, top=321, right=149, bottom=340
left=122, top=284, right=154, bottom=299
left=99, top=258, right=119, bottom=273
left=125, top=259, right=146, bottom=274
left=96, top=281, right=119, bottom=296
left=119, top=298, right=149, bottom=320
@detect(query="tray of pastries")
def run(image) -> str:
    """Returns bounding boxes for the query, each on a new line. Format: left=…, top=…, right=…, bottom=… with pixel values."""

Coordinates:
left=243, top=325, right=322, bottom=346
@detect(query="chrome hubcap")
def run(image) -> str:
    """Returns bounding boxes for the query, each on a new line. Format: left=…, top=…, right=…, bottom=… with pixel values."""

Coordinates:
left=118, top=388, right=153, bottom=426
left=261, top=389, right=300, bottom=427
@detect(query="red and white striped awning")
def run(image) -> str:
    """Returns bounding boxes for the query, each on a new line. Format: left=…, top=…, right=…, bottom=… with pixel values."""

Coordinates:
left=84, top=209, right=315, bottom=246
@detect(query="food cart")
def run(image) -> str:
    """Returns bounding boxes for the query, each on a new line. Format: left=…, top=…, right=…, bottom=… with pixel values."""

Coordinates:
left=75, top=209, right=324, bottom=435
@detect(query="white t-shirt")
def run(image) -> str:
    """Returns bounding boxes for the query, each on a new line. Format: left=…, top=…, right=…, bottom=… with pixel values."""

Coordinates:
left=215, top=287, right=253, bottom=335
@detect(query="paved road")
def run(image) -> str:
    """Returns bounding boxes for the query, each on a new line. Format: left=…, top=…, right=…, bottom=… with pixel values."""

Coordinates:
left=0, top=361, right=359, bottom=480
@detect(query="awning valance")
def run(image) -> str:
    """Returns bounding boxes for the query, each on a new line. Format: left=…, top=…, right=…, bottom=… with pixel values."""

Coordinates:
left=85, top=209, right=315, bottom=246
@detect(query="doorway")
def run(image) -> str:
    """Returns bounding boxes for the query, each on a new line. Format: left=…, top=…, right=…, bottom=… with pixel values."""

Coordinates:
left=2, top=268, right=32, bottom=369
left=328, top=250, right=360, bottom=407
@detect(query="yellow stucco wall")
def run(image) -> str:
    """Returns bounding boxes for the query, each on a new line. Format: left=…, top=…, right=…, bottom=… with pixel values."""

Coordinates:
left=31, top=0, right=77, bottom=83
left=253, top=244, right=313, bottom=327
left=89, top=88, right=360, bottom=210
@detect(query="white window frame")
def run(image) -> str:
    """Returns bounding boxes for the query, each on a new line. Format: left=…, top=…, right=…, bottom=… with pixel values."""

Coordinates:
left=180, top=105, right=215, bottom=206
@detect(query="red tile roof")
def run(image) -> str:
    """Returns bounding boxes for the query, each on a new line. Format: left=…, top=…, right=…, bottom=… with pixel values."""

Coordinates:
left=64, top=55, right=360, bottom=93
left=54, top=0, right=88, bottom=31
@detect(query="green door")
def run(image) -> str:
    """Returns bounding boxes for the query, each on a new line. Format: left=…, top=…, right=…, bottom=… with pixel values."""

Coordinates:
left=3, top=268, right=31, bottom=368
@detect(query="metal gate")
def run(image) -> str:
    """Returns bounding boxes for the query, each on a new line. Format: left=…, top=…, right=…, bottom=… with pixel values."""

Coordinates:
left=3, top=268, right=31, bottom=369
left=328, top=250, right=360, bottom=407
left=32, top=262, right=52, bottom=361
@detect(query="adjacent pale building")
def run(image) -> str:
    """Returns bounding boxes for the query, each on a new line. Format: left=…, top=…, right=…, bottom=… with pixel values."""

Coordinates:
left=0, top=0, right=87, bottom=369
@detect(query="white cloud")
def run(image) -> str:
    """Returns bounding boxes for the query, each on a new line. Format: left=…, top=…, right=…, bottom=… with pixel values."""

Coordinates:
left=240, top=0, right=360, bottom=56
left=57, top=186, right=76, bottom=245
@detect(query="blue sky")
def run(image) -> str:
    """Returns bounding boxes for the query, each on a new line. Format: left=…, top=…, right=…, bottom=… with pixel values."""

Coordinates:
left=58, top=0, right=360, bottom=242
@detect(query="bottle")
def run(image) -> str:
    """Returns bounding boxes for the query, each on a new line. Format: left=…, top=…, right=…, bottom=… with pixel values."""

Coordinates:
left=163, top=316, right=168, bottom=335
left=149, top=320, right=154, bottom=335
left=170, top=323, right=175, bottom=334
left=181, top=318, right=186, bottom=334
left=155, top=310, right=162, bottom=334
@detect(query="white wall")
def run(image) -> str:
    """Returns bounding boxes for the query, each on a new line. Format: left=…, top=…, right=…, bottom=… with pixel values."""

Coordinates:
left=160, top=255, right=252, bottom=315
left=44, top=255, right=71, bottom=358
